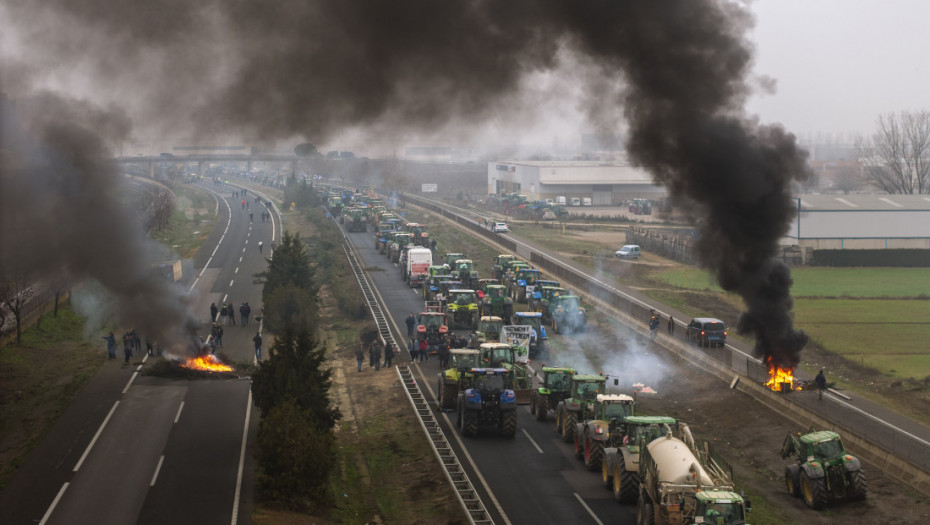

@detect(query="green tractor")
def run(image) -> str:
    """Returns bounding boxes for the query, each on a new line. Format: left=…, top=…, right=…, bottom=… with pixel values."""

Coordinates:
left=456, top=368, right=517, bottom=438
left=452, top=259, right=479, bottom=289
left=527, top=279, right=559, bottom=311
left=536, top=286, right=567, bottom=321
left=555, top=374, right=607, bottom=443
left=445, top=289, right=480, bottom=329
left=387, top=231, right=414, bottom=263
left=573, top=394, right=636, bottom=472
left=512, top=311, right=548, bottom=359
left=479, top=284, right=514, bottom=323
left=475, top=316, right=503, bottom=344
left=529, top=367, right=575, bottom=422
left=443, top=252, right=467, bottom=268
left=491, top=254, right=517, bottom=280
left=478, top=342, right=532, bottom=404
left=782, top=429, right=867, bottom=509
left=602, top=416, right=677, bottom=503
left=422, top=265, right=452, bottom=299
left=550, top=294, right=587, bottom=334
left=437, top=348, right=480, bottom=409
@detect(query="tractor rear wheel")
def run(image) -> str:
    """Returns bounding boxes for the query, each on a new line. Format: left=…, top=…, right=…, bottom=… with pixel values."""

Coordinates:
left=552, top=318, right=559, bottom=335
left=440, top=380, right=457, bottom=410
left=501, top=410, right=517, bottom=438
left=616, top=454, right=639, bottom=503
left=573, top=430, right=584, bottom=459
left=535, top=395, right=548, bottom=421
left=602, top=459, right=612, bottom=489
left=584, top=435, right=604, bottom=471
left=847, top=469, right=868, bottom=501
left=562, top=411, right=577, bottom=443
left=800, top=470, right=828, bottom=510
left=462, top=410, right=479, bottom=437
left=785, top=465, right=800, bottom=497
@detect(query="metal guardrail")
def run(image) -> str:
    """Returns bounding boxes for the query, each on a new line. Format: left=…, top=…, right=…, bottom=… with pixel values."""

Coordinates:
left=333, top=214, right=493, bottom=525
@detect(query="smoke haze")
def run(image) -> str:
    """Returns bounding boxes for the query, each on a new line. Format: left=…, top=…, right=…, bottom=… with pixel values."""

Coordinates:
left=1, top=0, right=809, bottom=364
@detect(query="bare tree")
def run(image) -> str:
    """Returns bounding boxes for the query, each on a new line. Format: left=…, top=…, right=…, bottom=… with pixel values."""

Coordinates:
left=0, top=268, right=36, bottom=344
left=859, top=110, right=930, bottom=194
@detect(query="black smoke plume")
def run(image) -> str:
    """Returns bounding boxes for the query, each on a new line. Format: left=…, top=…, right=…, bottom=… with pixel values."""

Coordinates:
left=2, top=0, right=809, bottom=365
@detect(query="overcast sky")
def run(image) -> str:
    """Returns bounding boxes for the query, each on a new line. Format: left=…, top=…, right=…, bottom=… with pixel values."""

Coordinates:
left=747, top=0, right=930, bottom=140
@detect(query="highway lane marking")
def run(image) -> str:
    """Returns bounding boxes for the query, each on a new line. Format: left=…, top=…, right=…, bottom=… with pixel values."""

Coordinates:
left=122, top=354, right=149, bottom=394
left=573, top=492, right=605, bottom=525
left=521, top=429, right=544, bottom=454
left=234, top=267, right=239, bottom=274
left=229, top=279, right=234, bottom=287
left=239, top=256, right=243, bottom=263
left=230, top=389, right=254, bottom=525
left=150, top=455, right=165, bottom=487
left=38, top=482, right=69, bottom=525
left=824, top=391, right=930, bottom=448
left=73, top=401, right=120, bottom=472
left=174, top=401, right=185, bottom=423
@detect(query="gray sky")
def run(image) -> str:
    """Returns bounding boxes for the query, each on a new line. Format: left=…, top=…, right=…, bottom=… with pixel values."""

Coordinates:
left=747, top=0, right=930, bottom=139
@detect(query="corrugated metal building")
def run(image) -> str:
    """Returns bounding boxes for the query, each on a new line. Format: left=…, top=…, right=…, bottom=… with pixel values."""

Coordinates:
left=487, top=160, right=664, bottom=205
left=786, top=194, right=930, bottom=250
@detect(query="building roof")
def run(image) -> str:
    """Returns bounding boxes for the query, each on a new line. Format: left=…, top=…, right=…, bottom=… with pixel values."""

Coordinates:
left=797, top=194, right=930, bottom=211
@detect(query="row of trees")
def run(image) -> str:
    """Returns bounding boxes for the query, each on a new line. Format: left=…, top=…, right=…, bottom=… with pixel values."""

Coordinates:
left=858, top=110, right=930, bottom=194
left=251, top=230, right=340, bottom=510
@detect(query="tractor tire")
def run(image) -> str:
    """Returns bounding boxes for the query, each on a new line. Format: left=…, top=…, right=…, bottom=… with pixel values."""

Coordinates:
left=637, top=492, right=655, bottom=525
left=456, top=395, right=464, bottom=429
left=552, top=318, right=559, bottom=335
left=573, top=430, right=584, bottom=460
left=800, top=470, right=828, bottom=510
left=501, top=410, right=517, bottom=438
left=615, top=455, right=639, bottom=503
left=846, top=468, right=868, bottom=501
left=584, top=435, right=604, bottom=471
left=785, top=465, right=801, bottom=497
left=535, top=395, right=548, bottom=421
left=555, top=405, right=563, bottom=435
left=561, top=411, right=577, bottom=443
left=462, top=410, right=479, bottom=438
left=439, top=380, right=457, bottom=410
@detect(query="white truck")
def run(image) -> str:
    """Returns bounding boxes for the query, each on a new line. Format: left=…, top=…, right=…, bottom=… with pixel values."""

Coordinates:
left=405, top=247, right=433, bottom=287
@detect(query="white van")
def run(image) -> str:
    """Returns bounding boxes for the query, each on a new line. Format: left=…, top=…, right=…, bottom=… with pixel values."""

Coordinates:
left=614, top=245, right=641, bottom=258
left=571, top=197, right=581, bottom=207
left=556, top=196, right=567, bottom=206
left=405, top=247, right=433, bottom=286
left=582, top=197, right=592, bottom=206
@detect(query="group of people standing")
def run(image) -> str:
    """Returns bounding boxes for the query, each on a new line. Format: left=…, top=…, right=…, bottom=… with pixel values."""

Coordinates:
left=210, top=302, right=252, bottom=327
left=356, top=338, right=396, bottom=372
left=102, top=329, right=155, bottom=363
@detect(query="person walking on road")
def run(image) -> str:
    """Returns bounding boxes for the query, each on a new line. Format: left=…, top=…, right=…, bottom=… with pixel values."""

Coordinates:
left=418, top=339, right=428, bottom=362
left=244, top=302, right=251, bottom=326
left=220, top=303, right=228, bottom=325
left=252, top=332, right=263, bottom=360
left=227, top=301, right=236, bottom=326
left=258, top=241, right=263, bottom=254
left=356, top=345, right=365, bottom=372
left=210, top=302, right=218, bottom=323
left=122, top=332, right=133, bottom=364
left=240, top=303, right=248, bottom=326
left=103, top=332, right=117, bottom=360
left=369, top=340, right=377, bottom=368
left=667, top=316, right=675, bottom=335
left=405, top=313, right=416, bottom=338
left=815, top=369, right=827, bottom=400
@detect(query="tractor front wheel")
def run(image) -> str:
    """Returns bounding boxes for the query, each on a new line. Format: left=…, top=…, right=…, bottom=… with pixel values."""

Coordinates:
left=616, top=454, right=639, bottom=503
left=561, top=411, right=577, bottom=443
left=584, top=434, right=604, bottom=471
left=847, top=469, right=868, bottom=501
left=535, top=395, right=548, bottom=422
left=785, top=465, right=800, bottom=497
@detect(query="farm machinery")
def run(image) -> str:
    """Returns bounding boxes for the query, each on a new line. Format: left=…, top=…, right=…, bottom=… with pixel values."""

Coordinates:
left=781, top=429, right=867, bottom=510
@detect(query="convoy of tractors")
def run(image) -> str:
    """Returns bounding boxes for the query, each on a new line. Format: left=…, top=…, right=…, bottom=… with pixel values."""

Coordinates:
left=325, top=186, right=868, bottom=524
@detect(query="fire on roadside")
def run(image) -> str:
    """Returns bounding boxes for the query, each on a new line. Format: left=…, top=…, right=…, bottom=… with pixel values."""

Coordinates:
left=763, top=356, right=802, bottom=392
left=181, top=354, right=234, bottom=373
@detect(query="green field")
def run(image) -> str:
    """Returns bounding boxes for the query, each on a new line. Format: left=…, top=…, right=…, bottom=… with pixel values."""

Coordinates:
left=652, top=266, right=930, bottom=298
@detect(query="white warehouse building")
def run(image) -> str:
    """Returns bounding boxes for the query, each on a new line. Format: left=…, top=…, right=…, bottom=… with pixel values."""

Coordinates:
left=786, top=194, right=930, bottom=250
left=487, top=160, right=664, bottom=205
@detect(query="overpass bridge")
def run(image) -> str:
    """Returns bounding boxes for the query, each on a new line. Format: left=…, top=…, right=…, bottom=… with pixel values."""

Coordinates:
left=113, top=153, right=303, bottom=179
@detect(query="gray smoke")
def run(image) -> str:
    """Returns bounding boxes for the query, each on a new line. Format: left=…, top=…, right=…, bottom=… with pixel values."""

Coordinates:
left=2, top=0, right=809, bottom=365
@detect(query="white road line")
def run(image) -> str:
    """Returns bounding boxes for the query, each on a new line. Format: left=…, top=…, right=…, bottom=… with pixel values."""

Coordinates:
left=38, top=482, right=69, bottom=525
left=825, top=391, right=930, bottom=448
left=229, top=280, right=234, bottom=287
left=73, top=401, right=119, bottom=472
left=230, top=389, right=253, bottom=525
left=223, top=294, right=228, bottom=302
left=574, top=492, right=604, bottom=525
left=521, top=429, right=544, bottom=454
left=239, top=256, right=243, bottom=263
left=150, top=455, right=165, bottom=487
left=234, top=267, right=239, bottom=274
left=174, top=401, right=185, bottom=423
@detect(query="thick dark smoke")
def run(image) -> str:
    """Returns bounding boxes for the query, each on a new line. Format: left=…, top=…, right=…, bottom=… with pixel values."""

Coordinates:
left=2, top=0, right=809, bottom=365
left=0, top=92, right=200, bottom=348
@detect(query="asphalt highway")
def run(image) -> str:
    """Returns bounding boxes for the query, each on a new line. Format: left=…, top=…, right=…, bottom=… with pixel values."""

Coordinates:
left=0, top=181, right=276, bottom=525
left=343, top=226, right=636, bottom=525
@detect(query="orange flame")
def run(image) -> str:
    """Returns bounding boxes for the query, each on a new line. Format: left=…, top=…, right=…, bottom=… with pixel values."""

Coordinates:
left=764, top=357, right=802, bottom=392
left=182, top=355, right=234, bottom=373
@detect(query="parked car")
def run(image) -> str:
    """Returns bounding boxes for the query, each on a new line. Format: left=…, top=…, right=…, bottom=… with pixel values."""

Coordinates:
left=614, top=245, right=641, bottom=258
left=492, top=222, right=509, bottom=233
left=686, top=318, right=728, bottom=347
